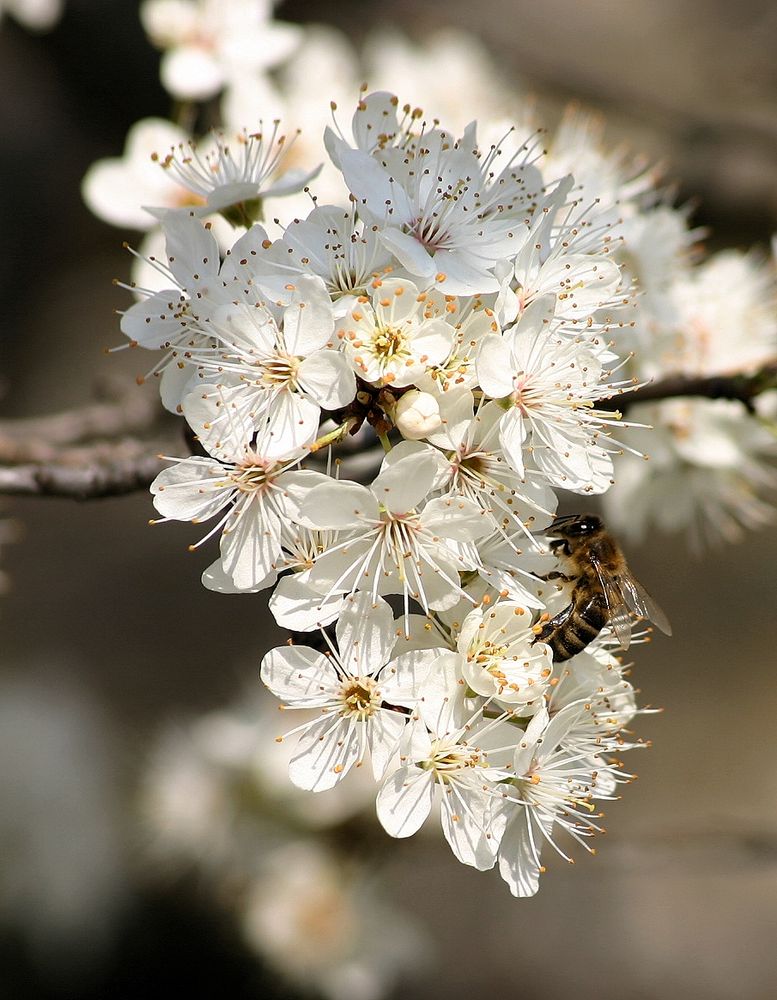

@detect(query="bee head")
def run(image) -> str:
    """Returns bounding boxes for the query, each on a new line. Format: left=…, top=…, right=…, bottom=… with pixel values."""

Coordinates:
left=547, top=513, right=603, bottom=540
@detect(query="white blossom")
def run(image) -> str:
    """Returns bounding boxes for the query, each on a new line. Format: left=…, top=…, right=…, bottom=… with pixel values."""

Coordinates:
left=295, top=446, right=491, bottom=619
left=336, top=277, right=456, bottom=387
left=261, top=594, right=444, bottom=789
left=242, top=842, right=427, bottom=1000
left=603, top=399, right=777, bottom=548
left=477, top=294, right=627, bottom=492
left=456, top=600, right=552, bottom=706
left=181, top=272, right=355, bottom=457
left=495, top=703, right=619, bottom=896
left=151, top=124, right=321, bottom=219
left=82, top=118, right=195, bottom=231
left=222, top=202, right=393, bottom=311
left=140, top=0, right=300, bottom=101
left=328, top=94, right=553, bottom=295
left=150, top=435, right=312, bottom=592
left=376, top=708, right=518, bottom=870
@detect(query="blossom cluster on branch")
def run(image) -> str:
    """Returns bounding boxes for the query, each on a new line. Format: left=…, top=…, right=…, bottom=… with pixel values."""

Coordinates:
left=106, top=79, right=657, bottom=896
left=73, top=0, right=776, bottom=908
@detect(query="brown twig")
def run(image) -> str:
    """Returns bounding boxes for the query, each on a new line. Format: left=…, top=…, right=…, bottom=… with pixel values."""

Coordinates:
left=597, top=364, right=777, bottom=413
left=1, top=362, right=776, bottom=501
left=0, top=439, right=170, bottom=500
left=0, top=378, right=165, bottom=463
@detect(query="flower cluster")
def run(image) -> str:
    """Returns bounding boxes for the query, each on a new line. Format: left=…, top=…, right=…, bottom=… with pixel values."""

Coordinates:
left=83, top=0, right=777, bottom=910
left=110, top=82, right=662, bottom=895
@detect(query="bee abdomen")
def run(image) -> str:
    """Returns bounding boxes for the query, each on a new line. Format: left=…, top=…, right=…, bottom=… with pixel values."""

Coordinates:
left=541, top=592, right=608, bottom=663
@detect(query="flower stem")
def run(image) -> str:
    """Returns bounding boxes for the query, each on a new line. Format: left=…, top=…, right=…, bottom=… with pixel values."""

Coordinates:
left=309, top=418, right=356, bottom=453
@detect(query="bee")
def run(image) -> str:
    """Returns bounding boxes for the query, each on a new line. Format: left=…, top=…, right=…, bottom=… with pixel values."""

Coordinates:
left=534, top=513, right=671, bottom=662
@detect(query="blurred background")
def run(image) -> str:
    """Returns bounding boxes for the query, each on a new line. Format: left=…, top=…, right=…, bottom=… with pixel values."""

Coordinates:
left=2, top=1, right=777, bottom=998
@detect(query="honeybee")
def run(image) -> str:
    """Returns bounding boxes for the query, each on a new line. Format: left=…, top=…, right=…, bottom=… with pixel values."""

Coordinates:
left=534, top=513, right=671, bottom=662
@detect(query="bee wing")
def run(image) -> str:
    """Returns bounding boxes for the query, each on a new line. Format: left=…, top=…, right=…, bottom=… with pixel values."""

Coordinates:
left=618, top=571, right=673, bottom=636
left=589, top=552, right=633, bottom=650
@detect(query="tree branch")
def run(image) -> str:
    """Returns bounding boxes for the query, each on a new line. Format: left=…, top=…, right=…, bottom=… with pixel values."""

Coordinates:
left=598, top=364, right=777, bottom=413
left=0, top=378, right=167, bottom=463
left=1, top=363, right=776, bottom=500
left=0, top=439, right=169, bottom=499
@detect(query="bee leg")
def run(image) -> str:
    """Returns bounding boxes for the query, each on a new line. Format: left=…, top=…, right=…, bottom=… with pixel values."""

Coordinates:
left=537, top=571, right=575, bottom=582
left=533, top=602, right=575, bottom=642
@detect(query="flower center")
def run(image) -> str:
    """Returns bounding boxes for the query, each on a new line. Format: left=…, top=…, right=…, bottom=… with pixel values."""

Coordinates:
left=470, top=639, right=510, bottom=681
left=230, top=462, right=272, bottom=494
left=340, top=677, right=380, bottom=719
left=258, top=352, right=299, bottom=388
left=371, top=324, right=408, bottom=362
left=420, top=740, right=484, bottom=781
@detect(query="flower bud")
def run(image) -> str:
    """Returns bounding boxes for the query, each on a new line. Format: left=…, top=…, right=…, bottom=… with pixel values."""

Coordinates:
left=394, top=390, right=442, bottom=440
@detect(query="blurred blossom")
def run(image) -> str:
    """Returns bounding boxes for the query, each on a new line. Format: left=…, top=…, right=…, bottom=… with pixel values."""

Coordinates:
left=140, top=0, right=300, bottom=101
left=242, top=841, right=428, bottom=1000
left=668, top=249, right=777, bottom=376
left=82, top=118, right=197, bottom=232
left=0, top=0, right=62, bottom=31
left=603, top=398, right=777, bottom=548
left=141, top=689, right=377, bottom=874
left=142, top=690, right=426, bottom=999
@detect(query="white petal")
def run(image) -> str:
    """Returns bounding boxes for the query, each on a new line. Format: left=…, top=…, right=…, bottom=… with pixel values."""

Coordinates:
left=376, top=765, right=434, bottom=838
left=268, top=573, right=344, bottom=631
left=367, top=711, right=407, bottom=780
left=306, top=539, right=375, bottom=596
left=162, top=212, right=220, bottom=289
left=434, top=249, right=499, bottom=296
left=426, top=388, right=475, bottom=450
left=411, top=318, right=455, bottom=367
left=416, top=651, right=471, bottom=734
left=297, top=351, right=356, bottom=410
left=120, top=289, right=185, bottom=349
left=498, top=811, right=553, bottom=897
left=260, top=645, right=339, bottom=704
left=336, top=594, right=396, bottom=676
left=83, top=160, right=158, bottom=231
left=380, top=647, right=444, bottom=707
left=351, top=91, right=400, bottom=152
left=379, top=228, right=436, bottom=282
left=371, top=448, right=439, bottom=514
left=477, top=334, right=515, bottom=397
left=288, top=715, right=362, bottom=791
left=151, top=457, right=228, bottom=521
left=160, top=46, right=224, bottom=101
left=339, top=148, right=414, bottom=226
left=274, top=469, right=334, bottom=522
left=282, top=274, right=334, bottom=355
left=420, top=496, right=491, bottom=542
left=440, top=783, right=498, bottom=870
left=181, top=383, right=256, bottom=462
left=265, top=392, right=320, bottom=457
left=202, top=558, right=272, bottom=594
left=513, top=706, right=549, bottom=775
left=158, top=360, right=196, bottom=414
left=219, top=499, right=281, bottom=590
left=379, top=440, right=450, bottom=491
left=299, top=480, right=378, bottom=529
left=498, top=408, right=527, bottom=478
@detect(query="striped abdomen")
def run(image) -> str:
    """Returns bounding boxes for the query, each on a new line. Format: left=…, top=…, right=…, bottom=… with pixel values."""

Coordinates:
left=536, top=590, right=609, bottom=662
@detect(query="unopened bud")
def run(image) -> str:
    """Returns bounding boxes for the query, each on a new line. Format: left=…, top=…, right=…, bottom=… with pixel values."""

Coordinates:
left=394, top=390, right=442, bottom=440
